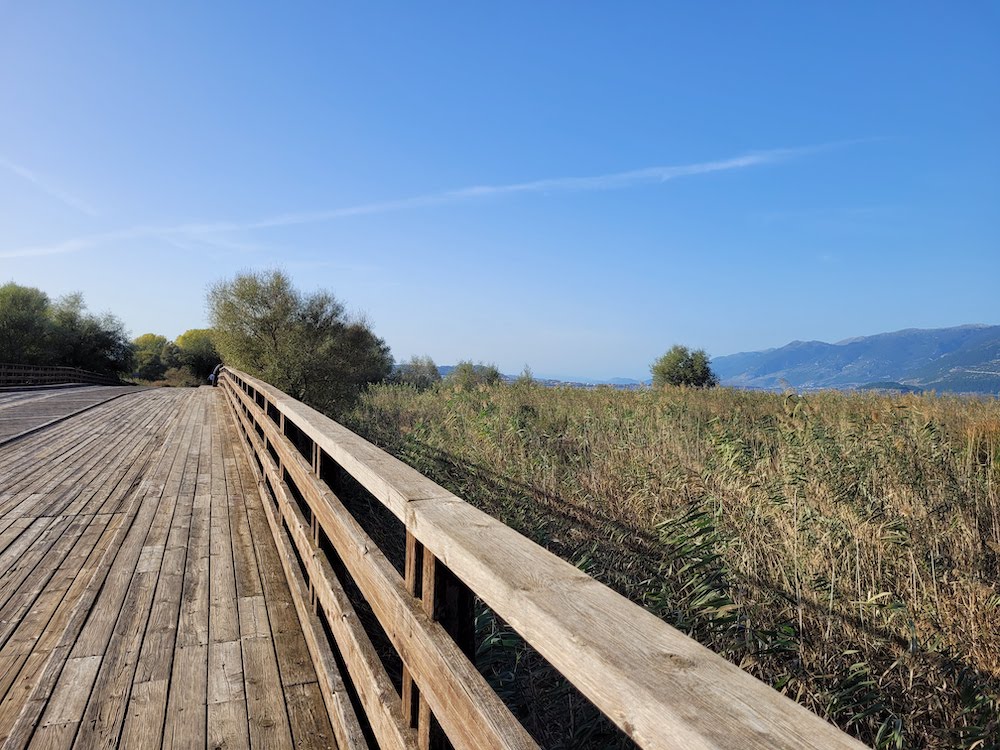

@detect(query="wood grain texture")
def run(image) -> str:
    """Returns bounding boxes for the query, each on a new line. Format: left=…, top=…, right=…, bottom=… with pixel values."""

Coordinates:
left=0, top=386, right=340, bottom=750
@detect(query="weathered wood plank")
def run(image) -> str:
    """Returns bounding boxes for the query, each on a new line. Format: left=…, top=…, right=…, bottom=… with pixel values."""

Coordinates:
left=161, top=643, right=208, bottom=749
left=242, top=637, right=295, bottom=749
left=0, top=388, right=193, bottom=747
left=207, top=639, right=250, bottom=750
left=73, top=417, right=193, bottom=749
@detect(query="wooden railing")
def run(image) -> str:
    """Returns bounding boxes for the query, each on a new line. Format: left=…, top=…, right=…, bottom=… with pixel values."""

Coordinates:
left=0, top=362, right=122, bottom=387
left=219, top=367, right=867, bottom=750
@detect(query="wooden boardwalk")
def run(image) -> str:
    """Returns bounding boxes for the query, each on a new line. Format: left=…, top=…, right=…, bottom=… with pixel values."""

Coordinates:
left=0, top=386, right=138, bottom=444
left=0, top=386, right=337, bottom=749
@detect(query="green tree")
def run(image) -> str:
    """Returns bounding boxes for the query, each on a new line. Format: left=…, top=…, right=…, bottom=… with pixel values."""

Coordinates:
left=46, top=293, right=133, bottom=375
left=446, top=360, right=503, bottom=391
left=0, top=283, right=133, bottom=375
left=393, top=355, right=442, bottom=390
left=133, top=333, right=171, bottom=380
left=175, top=328, right=220, bottom=380
left=208, top=269, right=393, bottom=413
left=516, top=364, right=535, bottom=386
left=0, top=283, right=50, bottom=364
left=651, top=345, right=719, bottom=388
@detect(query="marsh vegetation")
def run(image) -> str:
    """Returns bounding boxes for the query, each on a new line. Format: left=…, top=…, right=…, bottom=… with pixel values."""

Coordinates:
left=346, top=382, right=1000, bottom=748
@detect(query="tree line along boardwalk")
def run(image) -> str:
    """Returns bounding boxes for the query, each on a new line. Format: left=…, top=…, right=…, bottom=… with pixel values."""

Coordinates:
left=0, top=367, right=869, bottom=749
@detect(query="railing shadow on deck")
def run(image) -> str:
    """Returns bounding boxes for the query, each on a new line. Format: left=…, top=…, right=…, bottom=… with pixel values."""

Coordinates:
left=218, top=366, right=869, bottom=750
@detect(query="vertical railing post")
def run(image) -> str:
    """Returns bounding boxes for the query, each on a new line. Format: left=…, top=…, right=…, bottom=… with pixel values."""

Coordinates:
left=401, top=531, right=423, bottom=731
left=401, top=529, right=475, bottom=750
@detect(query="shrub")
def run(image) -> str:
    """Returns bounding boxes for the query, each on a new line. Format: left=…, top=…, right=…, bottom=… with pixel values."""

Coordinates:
left=651, top=345, right=718, bottom=388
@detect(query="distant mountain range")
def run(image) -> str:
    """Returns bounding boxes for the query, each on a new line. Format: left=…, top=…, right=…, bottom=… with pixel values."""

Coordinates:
left=712, top=324, right=1000, bottom=394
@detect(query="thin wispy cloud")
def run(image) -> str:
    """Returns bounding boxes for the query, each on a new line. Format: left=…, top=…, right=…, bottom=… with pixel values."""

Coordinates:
left=0, top=143, right=844, bottom=260
left=0, top=157, right=98, bottom=217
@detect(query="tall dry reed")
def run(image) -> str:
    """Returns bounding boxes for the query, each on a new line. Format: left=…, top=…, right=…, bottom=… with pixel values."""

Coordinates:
left=346, top=383, right=1000, bottom=748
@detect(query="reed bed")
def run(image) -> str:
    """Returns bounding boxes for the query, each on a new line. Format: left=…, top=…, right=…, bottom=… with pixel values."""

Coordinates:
left=345, top=383, right=1000, bottom=748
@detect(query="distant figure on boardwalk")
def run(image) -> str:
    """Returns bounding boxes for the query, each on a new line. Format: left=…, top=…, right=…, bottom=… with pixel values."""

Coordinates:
left=210, top=363, right=223, bottom=387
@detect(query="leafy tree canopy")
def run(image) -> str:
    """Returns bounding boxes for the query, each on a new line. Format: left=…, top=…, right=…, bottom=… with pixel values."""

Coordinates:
left=208, top=269, right=393, bottom=414
left=651, top=345, right=719, bottom=388
left=446, top=360, right=503, bottom=391
left=175, top=328, right=220, bottom=379
left=0, top=283, right=50, bottom=364
left=392, top=355, right=442, bottom=390
left=0, top=282, right=133, bottom=375
left=133, top=333, right=172, bottom=381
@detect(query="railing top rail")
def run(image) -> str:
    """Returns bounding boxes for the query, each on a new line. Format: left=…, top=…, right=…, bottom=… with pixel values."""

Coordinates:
left=221, top=367, right=867, bottom=750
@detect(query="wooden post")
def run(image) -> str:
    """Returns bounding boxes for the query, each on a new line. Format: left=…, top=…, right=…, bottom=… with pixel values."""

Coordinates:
left=414, top=542, right=476, bottom=749
left=400, top=528, right=477, bottom=748
left=401, top=532, right=423, bottom=731
left=311, top=512, right=320, bottom=614
left=418, top=546, right=438, bottom=750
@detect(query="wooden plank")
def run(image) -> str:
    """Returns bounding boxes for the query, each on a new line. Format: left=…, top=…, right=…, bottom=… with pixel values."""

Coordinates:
left=121, top=393, right=203, bottom=749
left=161, top=643, right=208, bottom=749
left=12, top=391, right=193, bottom=747
left=161, top=394, right=211, bottom=749
left=209, top=401, right=240, bottom=645
left=401, top=532, right=421, bottom=730
left=175, top=409, right=211, bottom=650
left=241, top=637, right=295, bottom=749
left=206, top=395, right=249, bottom=748
left=207, top=698, right=252, bottom=750
left=285, top=682, right=339, bottom=750
left=207, top=639, right=250, bottom=750
left=115, top=679, right=167, bottom=749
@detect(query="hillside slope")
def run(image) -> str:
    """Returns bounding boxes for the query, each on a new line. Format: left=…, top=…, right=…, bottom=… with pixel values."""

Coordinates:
left=712, top=324, right=1000, bottom=393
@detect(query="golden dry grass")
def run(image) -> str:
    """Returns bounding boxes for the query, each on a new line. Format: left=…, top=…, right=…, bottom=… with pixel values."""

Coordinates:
left=346, top=383, right=1000, bottom=748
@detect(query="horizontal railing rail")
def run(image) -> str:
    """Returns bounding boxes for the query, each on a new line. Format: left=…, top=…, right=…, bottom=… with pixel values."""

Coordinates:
left=0, top=362, right=122, bottom=387
left=219, top=366, right=867, bottom=750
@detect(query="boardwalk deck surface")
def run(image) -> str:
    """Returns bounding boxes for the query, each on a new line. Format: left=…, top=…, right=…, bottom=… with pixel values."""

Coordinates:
left=0, top=386, right=139, bottom=444
left=0, top=386, right=337, bottom=749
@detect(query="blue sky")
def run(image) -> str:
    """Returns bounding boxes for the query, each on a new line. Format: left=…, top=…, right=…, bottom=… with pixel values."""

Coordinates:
left=1, top=2, right=997, bottom=380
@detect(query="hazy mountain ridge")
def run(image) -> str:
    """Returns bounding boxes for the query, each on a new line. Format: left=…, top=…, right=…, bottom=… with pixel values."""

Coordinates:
left=712, top=325, right=1000, bottom=393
